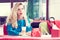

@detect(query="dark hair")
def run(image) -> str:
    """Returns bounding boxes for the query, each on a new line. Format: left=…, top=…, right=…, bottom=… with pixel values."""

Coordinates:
left=49, top=17, right=55, bottom=20
left=49, top=17, right=55, bottom=24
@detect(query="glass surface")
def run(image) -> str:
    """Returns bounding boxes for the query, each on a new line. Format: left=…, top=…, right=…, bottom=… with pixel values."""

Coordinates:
left=22, top=27, right=26, bottom=32
left=27, top=0, right=46, bottom=20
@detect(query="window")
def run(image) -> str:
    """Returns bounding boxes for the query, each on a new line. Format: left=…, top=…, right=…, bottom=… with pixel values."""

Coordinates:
left=27, top=0, right=47, bottom=20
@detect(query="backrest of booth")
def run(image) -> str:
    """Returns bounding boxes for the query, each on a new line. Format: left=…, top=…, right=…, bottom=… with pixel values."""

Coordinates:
left=4, top=24, right=8, bottom=35
left=55, top=20, right=60, bottom=28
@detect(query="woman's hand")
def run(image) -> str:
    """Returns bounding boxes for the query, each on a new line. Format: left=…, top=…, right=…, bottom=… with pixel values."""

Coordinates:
left=19, top=32, right=23, bottom=36
left=19, top=31, right=31, bottom=36
left=19, top=31, right=26, bottom=36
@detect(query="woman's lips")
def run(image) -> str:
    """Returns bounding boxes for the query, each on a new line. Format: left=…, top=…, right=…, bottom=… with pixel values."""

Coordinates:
left=20, top=13, right=22, bottom=15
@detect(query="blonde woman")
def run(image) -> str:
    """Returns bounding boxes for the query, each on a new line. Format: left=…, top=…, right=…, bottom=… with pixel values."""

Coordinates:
left=6, top=2, right=32, bottom=36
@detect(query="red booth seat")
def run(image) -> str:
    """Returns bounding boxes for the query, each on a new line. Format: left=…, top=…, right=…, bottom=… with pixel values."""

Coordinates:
left=51, top=20, right=60, bottom=37
left=3, top=24, right=8, bottom=35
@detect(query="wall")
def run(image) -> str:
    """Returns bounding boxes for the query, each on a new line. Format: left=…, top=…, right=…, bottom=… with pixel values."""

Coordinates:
left=0, top=3, right=11, bottom=16
left=49, top=0, right=60, bottom=20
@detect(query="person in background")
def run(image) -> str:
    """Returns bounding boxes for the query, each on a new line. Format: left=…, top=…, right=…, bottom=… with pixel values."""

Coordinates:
left=48, top=17, right=60, bottom=34
left=6, top=2, right=32, bottom=36
left=49, top=17, right=60, bottom=30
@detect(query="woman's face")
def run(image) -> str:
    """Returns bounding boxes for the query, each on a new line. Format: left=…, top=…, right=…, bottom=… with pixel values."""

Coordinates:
left=17, top=5, right=24, bottom=16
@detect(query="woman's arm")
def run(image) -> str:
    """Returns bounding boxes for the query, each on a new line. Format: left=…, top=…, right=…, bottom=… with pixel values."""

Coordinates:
left=7, top=23, right=19, bottom=35
left=26, top=26, right=32, bottom=36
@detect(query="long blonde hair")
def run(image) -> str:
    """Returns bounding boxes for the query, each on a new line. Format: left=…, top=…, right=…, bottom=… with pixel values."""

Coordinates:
left=7, top=2, right=29, bottom=28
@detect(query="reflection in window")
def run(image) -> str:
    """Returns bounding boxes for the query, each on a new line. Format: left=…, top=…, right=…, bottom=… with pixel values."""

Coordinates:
left=33, top=0, right=39, bottom=19
left=42, top=0, right=46, bottom=3
left=27, top=0, right=46, bottom=20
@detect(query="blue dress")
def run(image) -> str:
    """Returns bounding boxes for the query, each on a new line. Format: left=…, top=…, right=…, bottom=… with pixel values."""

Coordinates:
left=7, top=19, right=32, bottom=36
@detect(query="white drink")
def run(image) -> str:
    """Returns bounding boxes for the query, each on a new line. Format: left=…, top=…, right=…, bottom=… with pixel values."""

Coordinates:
left=22, top=27, right=26, bottom=32
left=22, top=27, right=27, bottom=36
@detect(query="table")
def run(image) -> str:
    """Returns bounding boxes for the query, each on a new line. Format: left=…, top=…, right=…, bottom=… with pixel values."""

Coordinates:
left=0, top=35, right=60, bottom=40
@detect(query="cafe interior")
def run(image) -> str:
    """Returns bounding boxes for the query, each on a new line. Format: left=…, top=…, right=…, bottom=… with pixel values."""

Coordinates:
left=0, top=0, right=60, bottom=40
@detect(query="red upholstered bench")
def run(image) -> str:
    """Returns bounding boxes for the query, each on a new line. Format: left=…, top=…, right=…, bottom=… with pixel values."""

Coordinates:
left=3, top=24, right=8, bottom=35
left=51, top=20, right=60, bottom=37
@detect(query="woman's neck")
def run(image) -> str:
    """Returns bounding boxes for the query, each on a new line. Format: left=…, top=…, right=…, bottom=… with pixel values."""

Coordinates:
left=18, top=15, right=24, bottom=20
